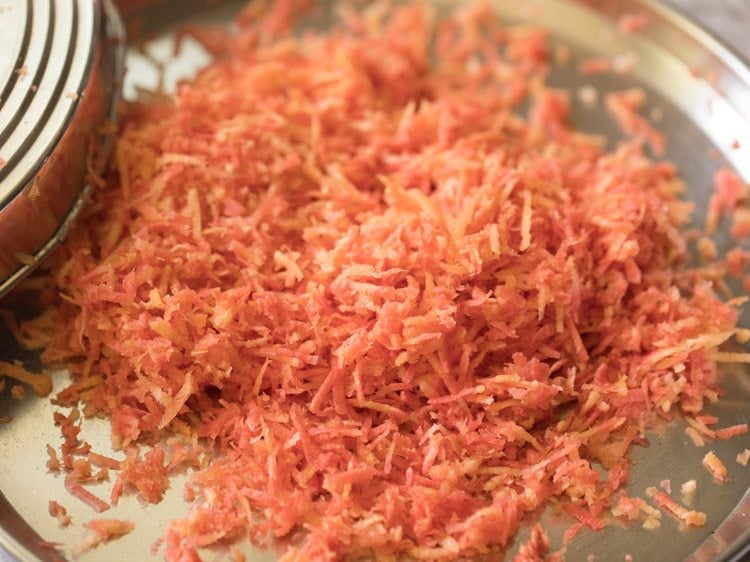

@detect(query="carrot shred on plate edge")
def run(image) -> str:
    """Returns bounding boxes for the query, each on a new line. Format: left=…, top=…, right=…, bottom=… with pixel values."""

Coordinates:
left=15, top=1, right=750, bottom=560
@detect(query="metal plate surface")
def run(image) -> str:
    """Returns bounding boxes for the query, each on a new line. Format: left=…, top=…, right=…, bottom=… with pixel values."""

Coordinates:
left=1, top=0, right=750, bottom=561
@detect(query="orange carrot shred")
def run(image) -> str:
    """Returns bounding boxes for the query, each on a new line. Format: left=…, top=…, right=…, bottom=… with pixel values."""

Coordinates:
left=17, top=2, right=750, bottom=560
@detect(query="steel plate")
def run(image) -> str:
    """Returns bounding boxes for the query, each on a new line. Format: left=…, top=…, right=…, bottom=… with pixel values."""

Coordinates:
left=1, top=0, right=750, bottom=561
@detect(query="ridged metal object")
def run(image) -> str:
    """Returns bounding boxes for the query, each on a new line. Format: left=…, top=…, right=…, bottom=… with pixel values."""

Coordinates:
left=0, top=0, right=124, bottom=297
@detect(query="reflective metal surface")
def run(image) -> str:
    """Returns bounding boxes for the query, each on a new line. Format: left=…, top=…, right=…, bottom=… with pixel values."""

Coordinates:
left=1, top=0, right=750, bottom=561
left=0, top=0, right=125, bottom=297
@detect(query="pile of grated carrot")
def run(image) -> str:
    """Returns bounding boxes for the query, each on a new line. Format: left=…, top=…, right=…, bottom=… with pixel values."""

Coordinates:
left=20, top=1, right=750, bottom=560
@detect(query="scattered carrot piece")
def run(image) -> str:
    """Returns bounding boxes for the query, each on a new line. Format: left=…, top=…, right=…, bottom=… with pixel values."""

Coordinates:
left=48, top=500, right=72, bottom=527
left=74, top=519, right=135, bottom=555
left=705, top=168, right=748, bottom=234
left=10, top=384, right=25, bottom=400
left=0, top=360, right=52, bottom=397
left=515, top=524, right=550, bottom=561
left=680, top=479, right=697, bottom=505
left=736, top=449, right=750, bottom=466
left=646, top=487, right=706, bottom=527
left=713, top=424, right=748, bottom=440
left=64, top=478, right=110, bottom=513
left=605, top=88, right=665, bottom=155
left=702, top=451, right=729, bottom=483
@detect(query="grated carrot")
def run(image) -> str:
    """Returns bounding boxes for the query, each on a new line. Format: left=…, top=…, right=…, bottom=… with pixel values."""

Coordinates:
left=736, top=449, right=750, bottom=466
left=702, top=451, right=729, bottom=483
left=16, top=1, right=750, bottom=560
left=705, top=168, right=748, bottom=234
left=64, top=479, right=110, bottom=513
left=605, top=88, right=665, bottom=155
left=645, top=487, right=706, bottom=527
left=73, top=518, right=135, bottom=555
left=0, top=360, right=52, bottom=397
left=680, top=479, right=697, bottom=505
left=48, top=500, right=72, bottom=527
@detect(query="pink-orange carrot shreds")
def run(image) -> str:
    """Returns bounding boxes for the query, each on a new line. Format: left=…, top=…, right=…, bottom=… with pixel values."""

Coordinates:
left=24, top=2, right=747, bottom=561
